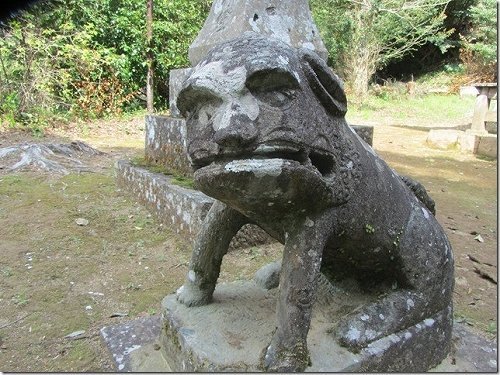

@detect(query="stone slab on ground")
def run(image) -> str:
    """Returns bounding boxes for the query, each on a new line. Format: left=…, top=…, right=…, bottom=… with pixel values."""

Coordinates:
left=426, top=129, right=497, bottom=158
left=116, top=160, right=273, bottom=249
left=100, top=315, right=169, bottom=372
left=476, top=133, right=498, bottom=158
left=100, top=283, right=497, bottom=372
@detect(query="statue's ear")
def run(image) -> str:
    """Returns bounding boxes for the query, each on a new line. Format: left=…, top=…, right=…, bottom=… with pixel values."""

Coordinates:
left=299, top=49, right=347, bottom=116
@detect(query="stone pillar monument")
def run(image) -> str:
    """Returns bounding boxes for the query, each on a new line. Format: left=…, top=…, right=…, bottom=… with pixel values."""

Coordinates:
left=188, top=0, right=328, bottom=65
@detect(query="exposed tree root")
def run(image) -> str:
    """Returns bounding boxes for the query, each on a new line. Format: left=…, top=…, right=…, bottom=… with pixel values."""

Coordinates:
left=0, top=141, right=104, bottom=174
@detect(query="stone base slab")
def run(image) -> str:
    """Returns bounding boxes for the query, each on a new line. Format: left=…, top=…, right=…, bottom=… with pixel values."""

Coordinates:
left=100, top=299, right=497, bottom=372
left=160, top=280, right=454, bottom=372
left=426, top=129, right=497, bottom=158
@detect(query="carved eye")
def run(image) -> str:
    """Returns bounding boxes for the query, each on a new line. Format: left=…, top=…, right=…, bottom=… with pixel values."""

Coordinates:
left=252, top=88, right=297, bottom=108
left=246, top=68, right=300, bottom=108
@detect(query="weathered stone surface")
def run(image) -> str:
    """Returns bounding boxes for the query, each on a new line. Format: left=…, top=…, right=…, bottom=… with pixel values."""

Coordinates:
left=175, top=34, right=454, bottom=371
left=100, top=315, right=164, bottom=372
left=169, top=68, right=193, bottom=118
left=117, top=159, right=211, bottom=241
left=145, top=115, right=191, bottom=177
left=458, top=132, right=479, bottom=153
left=188, top=0, right=327, bottom=65
left=476, top=134, right=497, bottom=158
left=116, top=160, right=273, bottom=248
left=254, top=260, right=281, bottom=289
left=161, top=280, right=453, bottom=372
left=99, top=307, right=497, bottom=372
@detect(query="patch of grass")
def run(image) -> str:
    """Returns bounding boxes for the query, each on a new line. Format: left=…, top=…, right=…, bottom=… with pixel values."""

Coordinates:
left=12, top=292, right=29, bottom=306
left=171, top=175, right=195, bottom=189
left=347, top=93, right=476, bottom=126
left=131, top=156, right=195, bottom=189
left=2, top=267, right=13, bottom=277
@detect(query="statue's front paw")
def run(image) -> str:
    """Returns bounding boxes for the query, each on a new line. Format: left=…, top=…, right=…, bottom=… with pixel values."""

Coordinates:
left=176, top=284, right=212, bottom=307
left=262, top=338, right=309, bottom=372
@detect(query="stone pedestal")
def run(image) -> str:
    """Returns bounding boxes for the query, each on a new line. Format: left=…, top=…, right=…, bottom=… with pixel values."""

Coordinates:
left=159, top=279, right=453, bottom=372
left=471, top=95, right=490, bottom=135
left=145, top=115, right=191, bottom=176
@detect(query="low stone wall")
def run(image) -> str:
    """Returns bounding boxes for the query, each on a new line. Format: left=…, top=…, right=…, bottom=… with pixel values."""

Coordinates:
left=116, top=160, right=273, bottom=249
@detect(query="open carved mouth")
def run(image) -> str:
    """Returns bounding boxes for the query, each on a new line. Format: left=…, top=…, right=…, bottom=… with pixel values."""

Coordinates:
left=192, top=142, right=336, bottom=179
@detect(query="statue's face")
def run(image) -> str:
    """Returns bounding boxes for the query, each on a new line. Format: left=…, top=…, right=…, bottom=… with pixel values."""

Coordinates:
left=178, top=35, right=353, bottom=216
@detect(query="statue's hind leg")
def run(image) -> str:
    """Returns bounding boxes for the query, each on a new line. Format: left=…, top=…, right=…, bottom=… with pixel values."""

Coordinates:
left=337, top=208, right=454, bottom=351
left=336, top=289, right=448, bottom=350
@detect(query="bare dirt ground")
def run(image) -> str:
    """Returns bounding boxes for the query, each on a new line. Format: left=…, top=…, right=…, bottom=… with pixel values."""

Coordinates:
left=0, top=115, right=497, bottom=371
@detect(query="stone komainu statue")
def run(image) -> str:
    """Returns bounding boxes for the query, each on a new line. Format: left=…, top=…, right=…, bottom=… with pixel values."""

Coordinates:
left=175, top=33, right=454, bottom=372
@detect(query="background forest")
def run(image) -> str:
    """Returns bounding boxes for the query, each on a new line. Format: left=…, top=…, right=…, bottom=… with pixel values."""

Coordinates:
left=0, top=0, right=496, bottom=133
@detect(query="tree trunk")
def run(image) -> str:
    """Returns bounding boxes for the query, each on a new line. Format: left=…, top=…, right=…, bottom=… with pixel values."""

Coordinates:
left=146, top=0, right=154, bottom=113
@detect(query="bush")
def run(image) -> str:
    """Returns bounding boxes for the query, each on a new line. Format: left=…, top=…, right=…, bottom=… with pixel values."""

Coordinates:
left=459, top=0, right=497, bottom=82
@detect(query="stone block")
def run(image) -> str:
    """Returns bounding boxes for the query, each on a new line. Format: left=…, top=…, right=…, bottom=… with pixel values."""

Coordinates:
left=485, top=121, right=497, bottom=134
left=100, top=313, right=497, bottom=373
left=427, top=129, right=463, bottom=149
left=160, top=279, right=453, bottom=372
left=188, top=0, right=327, bottom=65
left=169, top=68, right=192, bottom=118
left=458, top=132, right=479, bottom=153
left=145, top=115, right=192, bottom=177
left=470, top=95, right=489, bottom=134
left=476, top=134, right=497, bottom=158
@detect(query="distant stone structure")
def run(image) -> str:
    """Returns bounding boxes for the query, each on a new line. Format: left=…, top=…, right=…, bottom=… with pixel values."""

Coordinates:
left=172, top=34, right=455, bottom=372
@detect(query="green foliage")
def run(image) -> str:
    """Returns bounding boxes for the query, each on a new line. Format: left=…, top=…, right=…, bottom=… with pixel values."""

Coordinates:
left=459, top=0, right=497, bottom=80
left=467, top=0, right=497, bottom=63
left=130, top=156, right=195, bottom=189
left=311, top=0, right=453, bottom=99
left=0, top=0, right=210, bottom=129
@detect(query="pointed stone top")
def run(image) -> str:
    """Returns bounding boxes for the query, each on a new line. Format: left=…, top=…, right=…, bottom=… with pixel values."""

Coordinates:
left=188, top=0, right=328, bottom=66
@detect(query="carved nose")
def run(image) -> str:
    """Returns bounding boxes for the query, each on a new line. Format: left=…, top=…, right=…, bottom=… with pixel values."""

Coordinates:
left=213, top=114, right=258, bottom=148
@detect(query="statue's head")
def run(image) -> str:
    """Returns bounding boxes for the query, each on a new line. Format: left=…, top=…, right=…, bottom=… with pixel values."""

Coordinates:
left=178, top=33, right=359, bottom=216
